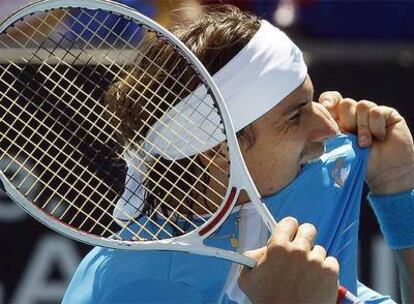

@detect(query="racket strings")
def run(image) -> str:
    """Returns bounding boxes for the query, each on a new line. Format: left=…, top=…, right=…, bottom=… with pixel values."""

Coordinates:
left=1, top=13, right=129, bottom=236
left=14, top=11, right=229, bottom=191
left=141, top=147, right=226, bottom=222
left=72, top=8, right=216, bottom=105
left=0, top=6, right=233, bottom=240
left=114, top=50, right=226, bottom=153
left=102, top=53, right=227, bottom=178
left=0, top=49, right=213, bottom=240
left=0, top=47, right=219, bottom=235
left=0, top=95, right=153, bottom=238
left=45, top=8, right=228, bottom=183
left=0, top=100, right=193, bottom=241
left=61, top=9, right=227, bottom=156
left=112, top=67, right=228, bottom=224
left=0, top=148, right=168, bottom=241
left=0, top=70, right=175, bottom=240
left=0, top=50, right=204, bottom=238
left=0, top=53, right=124, bottom=199
left=51, top=10, right=230, bottom=202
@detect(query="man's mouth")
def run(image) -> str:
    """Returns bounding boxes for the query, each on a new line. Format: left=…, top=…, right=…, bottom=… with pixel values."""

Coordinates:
left=299, top=157, right=322, bottom=165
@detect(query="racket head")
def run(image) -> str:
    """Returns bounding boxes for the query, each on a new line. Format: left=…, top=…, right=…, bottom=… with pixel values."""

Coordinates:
left=0, top=0, right=258, bottom=251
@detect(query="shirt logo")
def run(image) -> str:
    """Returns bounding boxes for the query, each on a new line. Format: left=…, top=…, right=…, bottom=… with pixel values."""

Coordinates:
left=331, top=157, right=350, bottom=189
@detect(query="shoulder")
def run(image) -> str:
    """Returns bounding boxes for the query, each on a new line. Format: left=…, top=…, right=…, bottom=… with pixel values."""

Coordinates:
left=63, top=244, right=232, bottom=303
left=62, top=246, right=175, bottom=303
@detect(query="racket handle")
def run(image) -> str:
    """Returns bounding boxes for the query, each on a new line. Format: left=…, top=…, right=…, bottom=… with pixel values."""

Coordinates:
left=337, top=286, right=364, bottom=304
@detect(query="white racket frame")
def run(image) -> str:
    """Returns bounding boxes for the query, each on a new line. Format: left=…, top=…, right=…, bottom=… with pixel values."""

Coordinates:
left=0, top=0, right=276, bottom=267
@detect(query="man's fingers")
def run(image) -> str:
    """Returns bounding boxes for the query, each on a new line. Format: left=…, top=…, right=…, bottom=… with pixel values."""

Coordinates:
left=291, top=223, right=317, bottom=252
left=318, top=93, right=397, bottom=146
left=319, top=93, right=405, bottom=150
left=319, top=91, right=342, bottom=108
left=269, top=217, right=298, bottom=247
left=356, top=100, right=377, bottom=147
left=319, top=91, right=342, bottom=119
left=323, top=256, right=340, bottom=276
left=308, top=245, right=327, bottom=263
left=368, top=106, right=394, bottom=141
left=239, top=247, right=267, bottom=280
left=239, top=248, right=266, bottom=291
left=337, top=98, right=357, bottom=132
left=243, top=247, right=267, bottom=262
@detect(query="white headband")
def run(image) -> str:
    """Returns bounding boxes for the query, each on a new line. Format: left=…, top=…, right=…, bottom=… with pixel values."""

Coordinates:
left=114, top=20, right=308, bottom=221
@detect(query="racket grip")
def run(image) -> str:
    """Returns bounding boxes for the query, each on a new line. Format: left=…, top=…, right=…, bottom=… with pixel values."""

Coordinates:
left=337, top=286, right=364, bottom=304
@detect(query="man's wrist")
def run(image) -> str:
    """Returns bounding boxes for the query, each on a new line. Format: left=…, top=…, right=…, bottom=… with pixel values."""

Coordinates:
left=367, top=164, right=414, bottom=195
left=368, top=189, right=414, bottom=249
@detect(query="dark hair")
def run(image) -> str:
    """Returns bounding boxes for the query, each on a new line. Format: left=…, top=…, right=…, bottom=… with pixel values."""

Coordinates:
left=106, top=5, right=260, bottom=228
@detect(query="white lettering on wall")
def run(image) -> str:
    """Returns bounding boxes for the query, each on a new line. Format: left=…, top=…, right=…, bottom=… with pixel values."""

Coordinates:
left=371, top=236, right=398, bottom=300
left=10, top=235, right=81, bottom=304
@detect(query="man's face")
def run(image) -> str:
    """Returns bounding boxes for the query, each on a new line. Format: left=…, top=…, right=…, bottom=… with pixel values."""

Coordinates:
left=239, top=75, right=339, bottom=196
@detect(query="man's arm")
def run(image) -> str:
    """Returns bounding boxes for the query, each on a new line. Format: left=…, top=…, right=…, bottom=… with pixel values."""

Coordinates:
left=368, top=189, right=414, bottom=303
left=319, top=92, right=414, bottom=303
left=368, top=152, right=414, bottom=304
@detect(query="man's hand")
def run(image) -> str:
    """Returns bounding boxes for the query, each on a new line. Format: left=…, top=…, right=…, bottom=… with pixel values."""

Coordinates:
left=319, top=92, right=414, bottom=195
left=238, top=217, right=339, bottom=304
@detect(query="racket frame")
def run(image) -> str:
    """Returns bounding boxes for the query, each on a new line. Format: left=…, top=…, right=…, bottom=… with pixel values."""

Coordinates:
left=0, top=0, right=275, bottom=266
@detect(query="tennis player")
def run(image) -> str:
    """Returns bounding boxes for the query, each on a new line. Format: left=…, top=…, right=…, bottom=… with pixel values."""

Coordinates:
left=63, top=5, right=414, bottom=303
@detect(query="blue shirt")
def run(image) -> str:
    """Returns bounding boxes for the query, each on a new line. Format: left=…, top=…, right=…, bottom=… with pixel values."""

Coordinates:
left=63, top=134, right=394, bottom=303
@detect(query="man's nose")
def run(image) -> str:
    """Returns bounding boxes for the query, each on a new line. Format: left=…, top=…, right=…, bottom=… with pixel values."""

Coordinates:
left=306, top=102, right=339, bottom=142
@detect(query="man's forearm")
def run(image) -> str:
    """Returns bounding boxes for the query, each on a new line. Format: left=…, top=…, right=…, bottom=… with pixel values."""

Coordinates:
left=368, top=189, right=414, bottom=303
left=394, top=249, right=414, bottom=303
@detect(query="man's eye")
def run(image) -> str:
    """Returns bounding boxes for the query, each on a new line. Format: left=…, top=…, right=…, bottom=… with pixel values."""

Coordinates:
left=288, top=111, right=301, bottom=123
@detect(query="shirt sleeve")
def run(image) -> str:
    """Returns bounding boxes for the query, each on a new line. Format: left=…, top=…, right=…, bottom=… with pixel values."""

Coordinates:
left=64, top=278, right=204, bottom=304
left=62, top=247, right=213, bottom=304
left=357, top=281, right=396, bottom=304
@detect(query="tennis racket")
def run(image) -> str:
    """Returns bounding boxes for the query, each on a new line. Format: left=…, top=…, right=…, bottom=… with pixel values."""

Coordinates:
left=0, top=1, right=360, bottom=302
